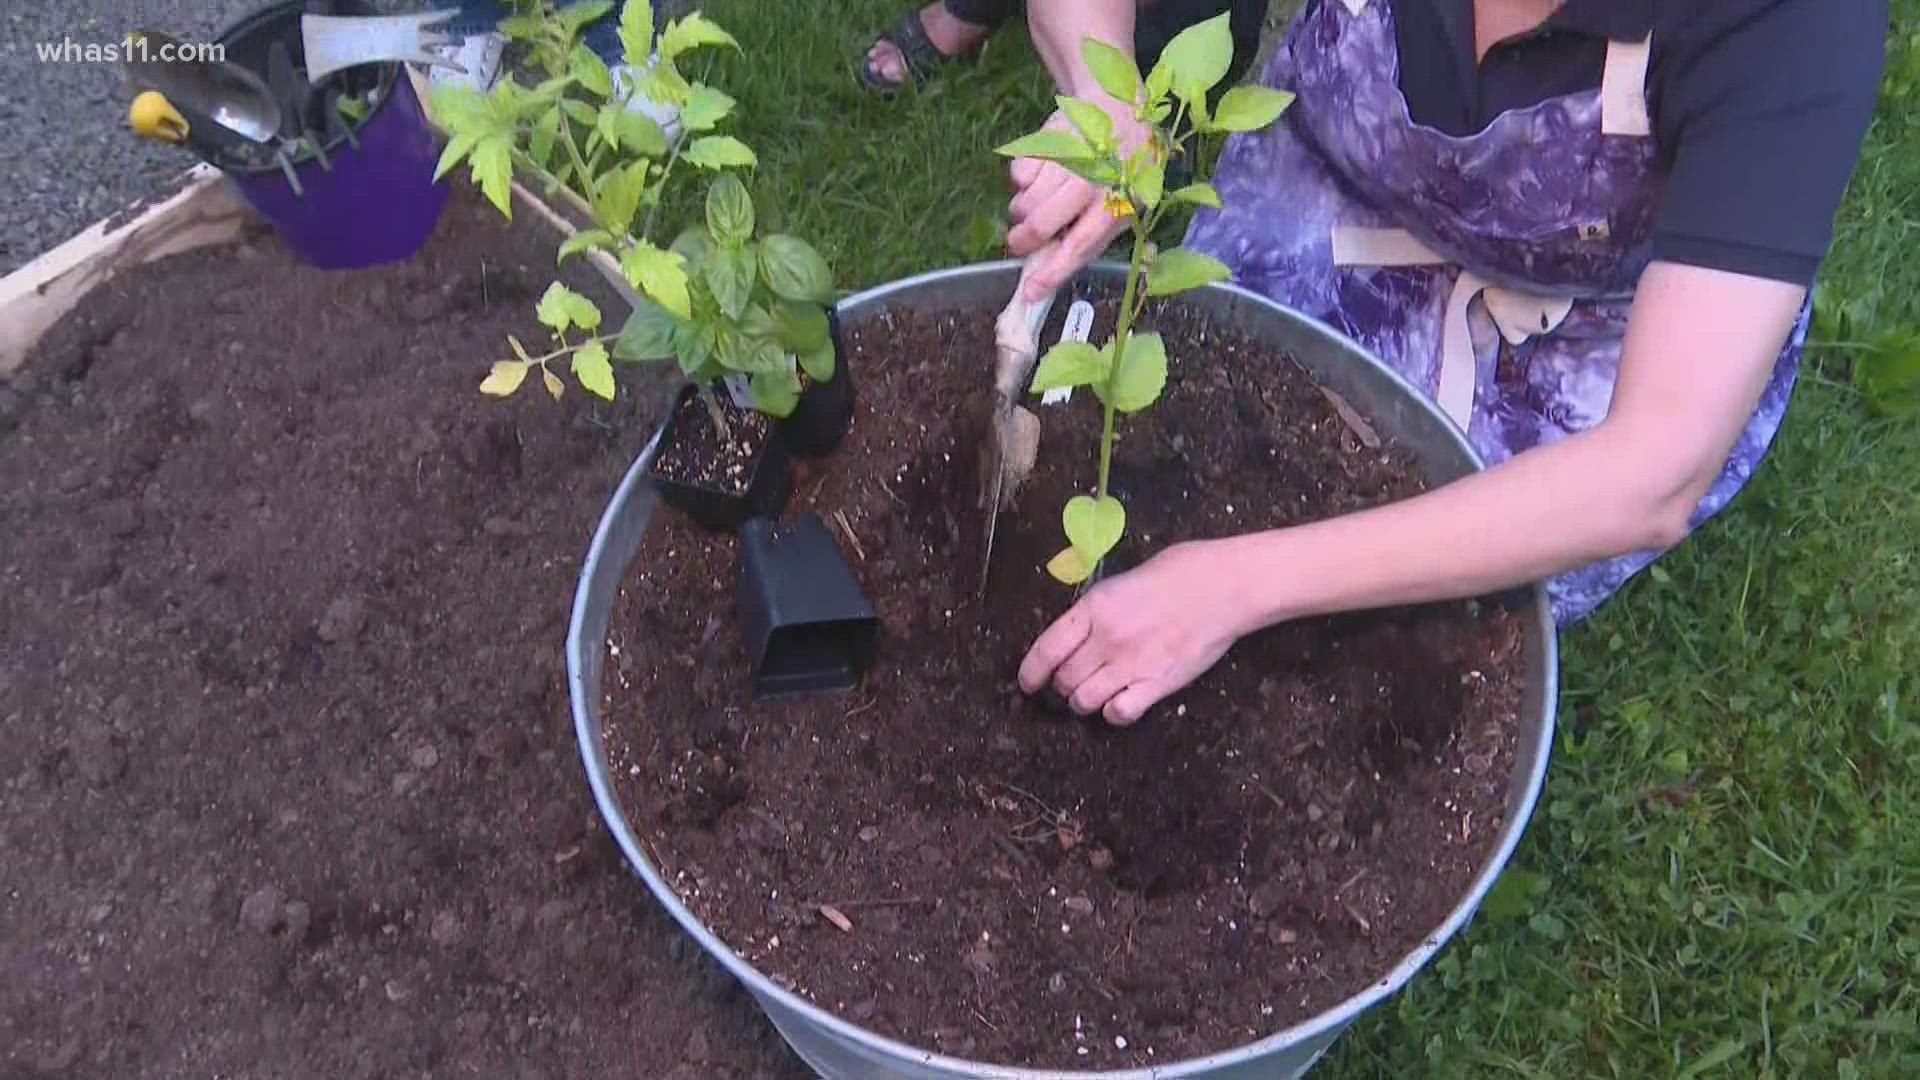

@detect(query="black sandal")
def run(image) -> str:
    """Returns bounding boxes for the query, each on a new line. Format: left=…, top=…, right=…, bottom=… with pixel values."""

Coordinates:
left=858, top=9, right=964, bottom=94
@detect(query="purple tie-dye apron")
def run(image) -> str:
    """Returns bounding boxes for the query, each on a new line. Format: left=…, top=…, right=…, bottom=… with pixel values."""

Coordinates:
left=1186, top=0, right=1805, bottom=623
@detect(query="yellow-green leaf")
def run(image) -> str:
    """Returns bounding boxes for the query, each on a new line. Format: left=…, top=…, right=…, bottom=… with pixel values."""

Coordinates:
left=433, top=131, right=477, bottom=183
left=1046, top=546, right=1094, bottom=585
left=683, top=135, right=757, bottom=170
left=994, top=129, right=1094, bottom=163
left=593, top=160, right=647, bottom=234
left=1147, top=246, right=1231, bottom=297
left=558, top=229, right=615, bottom=264
left=470, top=137, right=513, bottom=218
left=572, top=341, right=615, bottom=400
left=749, top=369, right=801, bottom=417
left=1148, top=12, right=1232, bottom=104
left=660, top=13, right=739, bottom=60
left=1030, top=341, right=1107, bottom=394
left=681, top=84, right=734, bottom=132
left=480, top=360, right=530, bottom=396
left=536, top=282, right=581, bottom=333
left=1062, top=494, right=1125, bottom=563
left=1081, top=39, right=1140, bottom=105
left=1057, top=96, right=1114, bottom=149
left=612, top=109, right=667, bottom=157
left=529, top=106, right=561, bottom=165
left=640, top=60, right=691, bottom=106
left=1169, top=182, right=1222, bottom=209
left=1106, top=331, right=1167, bottom=413
left=621, top=243, right=692, bottom=319
left=569, top=45, right=612, bottom=98
left=1210, top=85, right=1294, bottom=133
left=618, top=0, right=655, bottom=69
left=798, top=340, right=835, bottom=383
left=1129, top=150, right=1165, bottom=209
left=543, top=367, right=565, bottom=400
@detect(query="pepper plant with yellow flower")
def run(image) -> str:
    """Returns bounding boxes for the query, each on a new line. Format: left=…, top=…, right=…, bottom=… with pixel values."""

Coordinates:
left=993, top=13, right=1294, bottom=585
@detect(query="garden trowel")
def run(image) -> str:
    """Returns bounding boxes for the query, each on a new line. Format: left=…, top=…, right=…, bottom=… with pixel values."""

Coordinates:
left=976, top=254, right=1060, bottom=596
left=301, top=9, right=465, bottom=81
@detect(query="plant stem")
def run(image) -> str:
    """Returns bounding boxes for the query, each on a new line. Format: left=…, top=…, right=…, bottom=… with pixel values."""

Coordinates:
left=641, top=130, right=687, bottom=245
left=526, top=332, right=617, bottom=364
left=1097, top=224, right=1152, bottom=500
left=698, top=381, right=733, bottom=442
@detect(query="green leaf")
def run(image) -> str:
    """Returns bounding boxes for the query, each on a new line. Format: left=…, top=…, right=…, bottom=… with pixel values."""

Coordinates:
left=1209, top=85, right=1294, bottom=133
left=1058, top=157, right=1124, bottom=189
left=1081, top=39, right=1140, bottom=105
left=1147, top=246, right=1231, bottom=296
left=771, top=302, right=831, bottom=353
left=593, top=160, right=646, bottom=234
left=672, top=319, right=718, bottom=377
left=1057, top=96, right=1114, bottom=149
left=612, top=301, right=678, bottom=362
left=759, top=235, right=834, bottom=303
left=529, top=106, right=561, bottom=165
left=470, top=137, right=513, bottom=218
left=798, top=340, right=836, bottom=384
left=683, top=135, right=757, bottom=170
left=659, top=13, right=739, bottom=60
left=963, top=214, right=1007, bottom=259
left=569, top=45, right=612, bottom=98
left=480, top=359, right=530, bottom=396
left=618, top=0, right=655, bottom=70
left=536, top=282, right=590, bottom=334
left=704, top=246, right=756, bottom=319
left=1148, top=12, right=1233, bottom=104
left=561, top=98, right=598, bottom=127
left=1856, top=335, right=1920, bottom=417
left=557, top=0, right=615, bottom=37
left=1063, top=494, right=1126, bottom=563
left=612, top=108, right=667, bottom=156
left=1046, top=546, right=1094, bottom=585
left=749, top=369, right=801, bottom=418
left=640, top=60, right=692, bottom=107
left=572, top=341, right=615, bottom=400
left=1030, top=341, right=1108, bottom=394
left=621, top=243, right=692, bottom=319
left=1104, top=331, right=1167, bottom=413
left=1130, top=151, right=1165, bottom=210
left=670, top=225, right=713, bottom=269
left=433, top=131, right=477, bottom=183
left=1480, top=870, right=1546, bottom=921
left=705, top=173, right=755, bottom=244
left=557, top=229, right=614, bottom=264
left=1168, top=182, right=1222, bottom=209
left=680, top=84, right=734, bottom=132
left=994, top=128, right=1094, bottom=163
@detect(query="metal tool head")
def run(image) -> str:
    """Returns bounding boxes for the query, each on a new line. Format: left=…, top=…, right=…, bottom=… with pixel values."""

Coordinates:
left=122, top=31, right=282, bottom=144
left=976, top=264, right=1058, bottom=596
left=300, top=10, right=464, bottom=81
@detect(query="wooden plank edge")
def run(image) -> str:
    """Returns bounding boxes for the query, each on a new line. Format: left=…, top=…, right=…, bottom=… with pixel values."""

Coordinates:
left=0, top=166, right=258, bottom=375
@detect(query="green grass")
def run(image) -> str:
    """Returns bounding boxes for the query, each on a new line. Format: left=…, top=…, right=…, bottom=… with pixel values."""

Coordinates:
left=694, top=1, right=1920, bottom=1074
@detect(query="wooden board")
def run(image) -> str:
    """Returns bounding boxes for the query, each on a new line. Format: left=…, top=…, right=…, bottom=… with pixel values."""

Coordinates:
left=0, top=166, right=258, bottom=375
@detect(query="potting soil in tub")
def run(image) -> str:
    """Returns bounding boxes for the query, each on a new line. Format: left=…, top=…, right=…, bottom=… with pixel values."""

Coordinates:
left=604, top=292, right=1528, bottom=1069
left=0, top=188, right=804, bottom=1077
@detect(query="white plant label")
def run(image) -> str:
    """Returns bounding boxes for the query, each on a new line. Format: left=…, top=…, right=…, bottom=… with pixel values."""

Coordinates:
left=1042, top=299, right=1096, bottom=406
left=722, top=374, right=756, bottom=411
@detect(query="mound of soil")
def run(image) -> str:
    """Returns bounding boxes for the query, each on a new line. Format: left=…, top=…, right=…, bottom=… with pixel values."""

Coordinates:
left=604, top=292, right=1529, bottom=1069
left=0, top=188, right=803, bottom=1079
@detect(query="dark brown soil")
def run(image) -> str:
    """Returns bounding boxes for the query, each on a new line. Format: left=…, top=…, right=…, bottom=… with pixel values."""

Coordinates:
left=604, top=295, right=1529, bottom=1068
left=0, top=187, right=803, bottom=1079
left=651, top=387, right=775, bottom=494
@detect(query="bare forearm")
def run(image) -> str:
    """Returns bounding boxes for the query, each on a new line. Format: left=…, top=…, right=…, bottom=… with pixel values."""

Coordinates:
left=1026, top=0, right=1136, bottom=96
left=1213, top=427, right=1694, bottom=630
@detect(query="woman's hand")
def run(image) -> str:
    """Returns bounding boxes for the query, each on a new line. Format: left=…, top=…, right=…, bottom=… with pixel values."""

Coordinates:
left=1006, top=102, right=1147, bottom=300
left=1018, top=540, right=1249, bottom=724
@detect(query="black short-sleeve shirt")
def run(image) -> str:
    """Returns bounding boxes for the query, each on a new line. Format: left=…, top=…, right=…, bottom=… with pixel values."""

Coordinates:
left=1371, top=0, right=1887, bottom=284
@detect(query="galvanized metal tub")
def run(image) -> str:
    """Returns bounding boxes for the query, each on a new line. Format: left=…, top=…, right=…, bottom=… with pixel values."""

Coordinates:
left=567, top=261, right=1559, bottom=1078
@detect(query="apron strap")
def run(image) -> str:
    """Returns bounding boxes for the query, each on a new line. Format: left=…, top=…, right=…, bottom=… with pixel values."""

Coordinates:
left=1331, top=226, right=1576, bottom=432
left=1600, top=35, right=1654, bottom=137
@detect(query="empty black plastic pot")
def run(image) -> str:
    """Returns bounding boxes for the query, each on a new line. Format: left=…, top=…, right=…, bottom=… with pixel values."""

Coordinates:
left=737, top=514, right=879, bottom=698
left=647, top=384, right=792, bottom=531
left=776, top=307, right=856, bottom=458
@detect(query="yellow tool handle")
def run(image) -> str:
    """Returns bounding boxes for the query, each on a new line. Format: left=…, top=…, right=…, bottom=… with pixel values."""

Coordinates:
left=129, top=90, right=190, bottom=144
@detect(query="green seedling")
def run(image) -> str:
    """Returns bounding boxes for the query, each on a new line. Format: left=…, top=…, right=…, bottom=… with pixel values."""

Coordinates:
left=994, top=14, right=1292, bottom=584
left=430, top=1, right=834, bottom=422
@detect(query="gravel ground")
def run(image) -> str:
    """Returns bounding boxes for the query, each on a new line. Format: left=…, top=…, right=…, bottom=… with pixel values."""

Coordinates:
left=2, top=3, right=260, bottom=272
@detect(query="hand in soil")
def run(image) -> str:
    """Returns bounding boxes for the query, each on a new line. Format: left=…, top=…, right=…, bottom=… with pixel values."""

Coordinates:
left=1019, top=540, right=1241, bottom=723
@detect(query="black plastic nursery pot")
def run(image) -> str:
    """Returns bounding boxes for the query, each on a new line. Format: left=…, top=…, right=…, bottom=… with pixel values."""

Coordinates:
left=776, top=307, right=857, bottom=457
left=646, top=383, right=791, bottom=531
left=737, top=513, right=879, bottom=698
